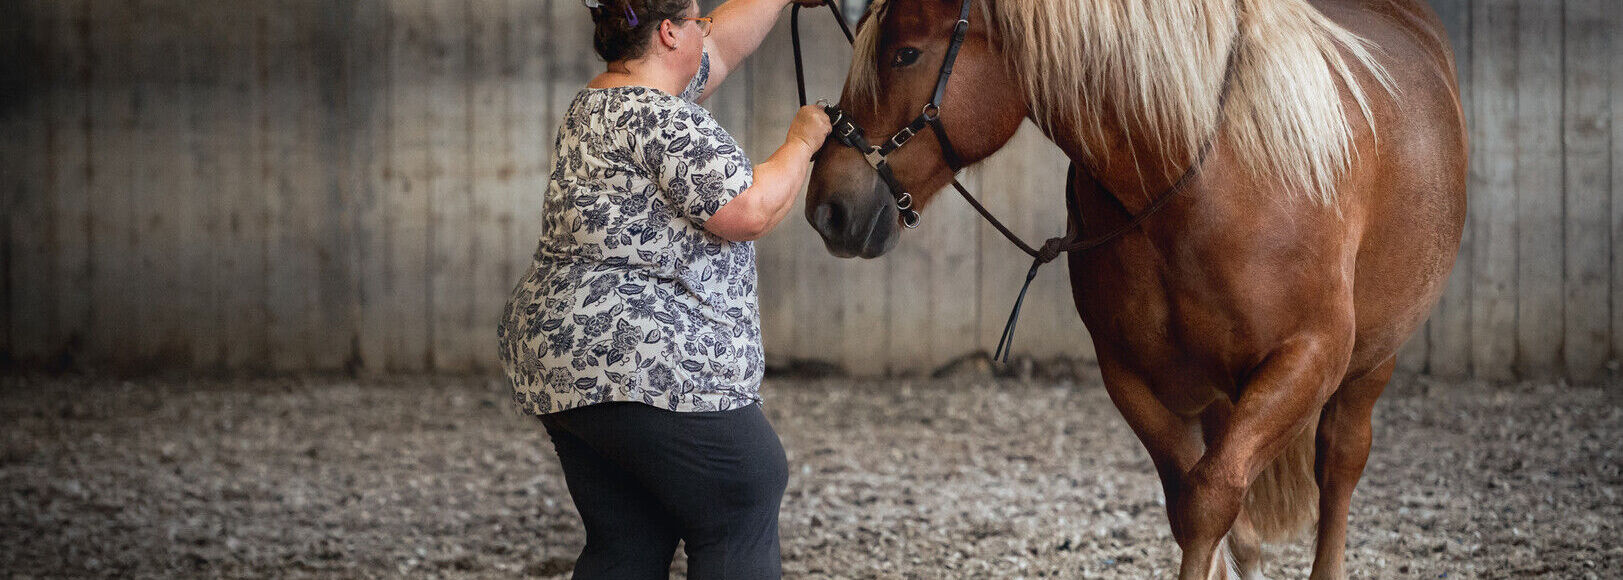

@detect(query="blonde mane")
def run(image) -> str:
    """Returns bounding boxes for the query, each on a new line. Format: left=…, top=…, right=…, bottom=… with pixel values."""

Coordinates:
left=849, top=0, right=1395, bottom=205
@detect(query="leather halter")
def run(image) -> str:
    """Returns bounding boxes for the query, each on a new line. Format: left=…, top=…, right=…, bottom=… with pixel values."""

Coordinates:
left=793, top=0, right=972, bottom=229
left=792, top=1, right=1236, bottom=365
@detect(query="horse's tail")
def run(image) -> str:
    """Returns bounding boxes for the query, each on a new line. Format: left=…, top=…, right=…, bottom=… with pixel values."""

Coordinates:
left=1243, top=422, right=1320, bottom=543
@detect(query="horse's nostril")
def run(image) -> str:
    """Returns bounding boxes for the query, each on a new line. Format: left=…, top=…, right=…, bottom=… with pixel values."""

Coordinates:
left=813, top=201, right=846, bottom=236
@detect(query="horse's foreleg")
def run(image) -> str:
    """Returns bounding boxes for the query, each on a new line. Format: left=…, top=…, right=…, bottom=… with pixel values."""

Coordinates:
left=1308, top=358, right=1393, bottom=580
left=1202, top=399, right=1266, bottom=579
left=1174, top=335, right=1350, bottom=580
left=1096, top=360, right=1212, bottom=571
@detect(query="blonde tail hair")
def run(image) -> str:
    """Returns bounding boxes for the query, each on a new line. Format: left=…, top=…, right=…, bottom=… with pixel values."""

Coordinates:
left=1243, top=422, right=1320, bottom=543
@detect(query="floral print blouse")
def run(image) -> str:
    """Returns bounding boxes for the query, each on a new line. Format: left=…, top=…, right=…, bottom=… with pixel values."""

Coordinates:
left=498, top=52, right=765, bottom=415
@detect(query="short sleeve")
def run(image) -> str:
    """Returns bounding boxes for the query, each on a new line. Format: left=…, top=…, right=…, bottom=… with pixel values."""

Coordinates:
left=646, top=104, right=753, bottom=230
left=678, top=51, right=711, bottom=103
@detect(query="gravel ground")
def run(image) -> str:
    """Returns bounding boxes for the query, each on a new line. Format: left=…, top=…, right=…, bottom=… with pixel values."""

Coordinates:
left=2, top=370, right=1619, bottom=579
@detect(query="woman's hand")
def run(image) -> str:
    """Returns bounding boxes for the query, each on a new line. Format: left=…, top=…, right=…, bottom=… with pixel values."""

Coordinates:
left=703, top=106, right=833, bottom=242
left=786, top=105, right=834, bottom=159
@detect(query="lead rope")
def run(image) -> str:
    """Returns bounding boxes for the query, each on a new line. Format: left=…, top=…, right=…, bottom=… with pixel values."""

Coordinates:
left=791, top=2, right=854, bottom=107
left=791, top=2, right=1235, bottom=366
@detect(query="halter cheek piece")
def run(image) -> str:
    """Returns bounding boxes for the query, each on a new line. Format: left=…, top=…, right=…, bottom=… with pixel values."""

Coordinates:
left=792, top=0, right=1233, bottom=365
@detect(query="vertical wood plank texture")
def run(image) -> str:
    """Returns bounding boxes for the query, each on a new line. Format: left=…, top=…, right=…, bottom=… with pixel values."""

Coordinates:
left=264, top=0, right=320, bottom=371
left=1562, top=0, right=1611, bottom=381
left=466, top=0, right=513, bottom=374
left=376, top=0, right=434, bottom=372
left=146, top=0, right=198, bottom=368
left=1513, top=0, right=1564, bottom=378
left=355, top=0, right=394, bottom=373
left=128, top=0, right=173, bottom=370
left=84, top=0, right=139, bottom=371
left=427, top=0, right=475, bottom=371
left=1611, top=0, right=1623, bottom=371
left=310, top=3, right=361, bottom=372
left=182, top=3, right=224, bottom=370
left=0, top=1, right=19, bottom=362
left=344, top=0, right=389, bottom=374
left=4, top=1, right=51, bottom=364
left=1469, top=0, right=1520, bottom=381
left=218, top=0, right=271, bottom=371
left=47, top=0, right=93, bottom=369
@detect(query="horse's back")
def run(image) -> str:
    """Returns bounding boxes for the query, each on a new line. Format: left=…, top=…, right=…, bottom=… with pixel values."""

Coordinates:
left=1323, top=0, right=1468, bottom=377
left=1321, top=0, right=1460, bottom=82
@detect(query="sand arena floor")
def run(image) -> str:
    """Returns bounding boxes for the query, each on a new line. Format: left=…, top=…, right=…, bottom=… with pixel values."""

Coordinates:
left=2, top=371, right=1619, bottom=578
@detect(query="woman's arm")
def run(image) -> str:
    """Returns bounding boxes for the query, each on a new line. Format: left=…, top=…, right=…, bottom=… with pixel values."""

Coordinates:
left=692, top=0, right=822, bottom=103
left=703, top=105, right=832, bottom=242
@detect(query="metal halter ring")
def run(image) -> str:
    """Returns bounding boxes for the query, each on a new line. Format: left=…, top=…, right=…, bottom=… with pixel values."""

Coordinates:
left=921, top=103, right=941, bottom=121
left=901, top=208, right=921, bottom=229
left=896, top=191, right=913, bottom=210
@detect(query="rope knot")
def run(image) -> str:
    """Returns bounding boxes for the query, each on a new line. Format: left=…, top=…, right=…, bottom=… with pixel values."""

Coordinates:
left=1036, top=236, right=1069, bottom=264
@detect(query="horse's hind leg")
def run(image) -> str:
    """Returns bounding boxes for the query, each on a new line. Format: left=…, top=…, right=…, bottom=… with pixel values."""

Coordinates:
left=1172, top=335, right=1350, bottom=580
left=1308, top=358, right=1394, bottom=580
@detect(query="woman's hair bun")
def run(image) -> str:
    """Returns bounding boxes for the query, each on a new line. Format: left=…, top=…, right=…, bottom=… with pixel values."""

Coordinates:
left=587, top=0, right=692, bottom=63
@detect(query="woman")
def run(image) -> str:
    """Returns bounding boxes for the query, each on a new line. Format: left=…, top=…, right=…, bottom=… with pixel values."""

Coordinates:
left=496, top=0, right=832, bottom=578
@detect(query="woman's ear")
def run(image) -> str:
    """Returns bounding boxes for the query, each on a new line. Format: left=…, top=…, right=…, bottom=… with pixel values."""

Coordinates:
left=656, top=19, right=681, bottom=51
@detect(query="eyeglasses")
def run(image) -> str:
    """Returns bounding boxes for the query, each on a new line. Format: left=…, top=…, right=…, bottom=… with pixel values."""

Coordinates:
left=675, top=16, right=713, bottom=37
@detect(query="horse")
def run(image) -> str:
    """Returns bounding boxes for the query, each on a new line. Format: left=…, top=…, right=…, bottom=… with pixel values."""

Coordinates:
left=802, top=0, right=1467, bottom=578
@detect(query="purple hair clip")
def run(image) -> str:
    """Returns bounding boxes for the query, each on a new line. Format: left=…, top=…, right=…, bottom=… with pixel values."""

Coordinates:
left=624, top=4, right=639, bottom=26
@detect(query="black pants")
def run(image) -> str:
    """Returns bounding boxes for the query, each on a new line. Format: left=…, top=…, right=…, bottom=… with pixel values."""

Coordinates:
left=540, top=402, right=789, bottom=580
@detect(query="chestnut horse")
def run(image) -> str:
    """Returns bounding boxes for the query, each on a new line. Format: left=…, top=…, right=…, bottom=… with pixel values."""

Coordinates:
left=804, top=0, right=1466, bottom=578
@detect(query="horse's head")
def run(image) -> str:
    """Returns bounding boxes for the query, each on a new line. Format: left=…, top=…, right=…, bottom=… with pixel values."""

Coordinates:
left=805, top=0, right=1026, bottom=258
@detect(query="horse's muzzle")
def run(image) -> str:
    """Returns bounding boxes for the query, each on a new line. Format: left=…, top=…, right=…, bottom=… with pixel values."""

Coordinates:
left=808, top=184, right=901, bottom=259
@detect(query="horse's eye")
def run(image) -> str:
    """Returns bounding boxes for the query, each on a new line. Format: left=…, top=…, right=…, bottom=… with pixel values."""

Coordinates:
left=890, top=47, right=922, bottom=68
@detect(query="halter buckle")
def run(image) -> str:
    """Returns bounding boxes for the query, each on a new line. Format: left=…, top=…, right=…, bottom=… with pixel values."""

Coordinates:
left=888, top=126, right=916, bottom=149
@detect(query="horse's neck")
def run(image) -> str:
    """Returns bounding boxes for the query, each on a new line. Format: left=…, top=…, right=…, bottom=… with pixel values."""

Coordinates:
left=1043, top=118, right=1198, bottom=216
